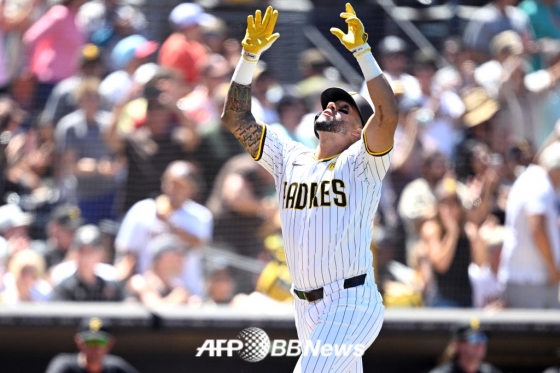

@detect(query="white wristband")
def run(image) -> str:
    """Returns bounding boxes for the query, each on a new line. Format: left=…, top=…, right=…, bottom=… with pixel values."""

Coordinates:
left=355, top=45, right=383, bottom=82
left=232, top=56, right=258, bottom=86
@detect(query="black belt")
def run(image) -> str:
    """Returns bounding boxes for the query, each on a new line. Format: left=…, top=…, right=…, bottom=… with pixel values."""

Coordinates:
left=294, top=274, right=367, bottom=302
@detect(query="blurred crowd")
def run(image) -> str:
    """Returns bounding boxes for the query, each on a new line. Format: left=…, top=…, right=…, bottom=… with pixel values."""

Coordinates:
left=0, top=0, right=559, bottom=312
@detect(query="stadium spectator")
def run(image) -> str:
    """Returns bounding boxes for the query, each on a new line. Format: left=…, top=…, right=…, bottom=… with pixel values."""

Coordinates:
left=429, top=320, right=502, bottom=373
left=0, top=248, right=51, bottom=304
left=398, top=150, right=456, bottom=266
left=78, top=0, right=148, bottom=70
left=205, top=266, right=236, bottom=305
left=454, top=87, right=502, bottom=178
left=495, top=59, right=550, bottom=149
left=469, top=222, right=505, bottom=309
left=498, top=142, right=560, bottom=309
left=159, top=2, right=212, bottom=87
left=433, top=36, right=473, bottom=93
left=3, top=0, right=46, bottom=99
left=0, top=0, right=39, bottom=94
left=518, top=0, right=560, bottom=44
left=38, top=43, right=106, bottom=131
left=45, top=316, right=139, bottom=373
left=269, top=94, right=314, bottom=149
left=474, top=30, right=524, bottom=99
left=51, top=224, right=124, bottom=302
left=190, top=83, right=247, bottom=203
left=419, top=178, right=486, bottom=307
left=110, top=64, right=173, bottom=136
left=128, top=234, right=190, bottom=308
left=411, top=49, right=465, bottom=159
left=23, top=0, right=87, bottom=116
left=463, top=0, right=534, bottom=64
left=55, top=77, right=123, bottom=225
left=104, top=74, right=199, bottom=215
left=250, top=62, right=279, bottom=124
left=454, top=140, right=501, bottom=217
left=0, top=203, right=34, bottom=255
left=177, top=53, right=232, bottom=129
left=522, top=40, right=560, bottom=147
left=42, top=203, right=83, bottom=270
left=0, top=97, right=54, bottom=232
left=200, top=16, right=229, bottom=57
left=99, top=34, right=158, bottom=107
left=206, top=154, right=277, bottom=294
left=48, top=220, right=117, bottom=288
left=381, top=97, right=423, bottom=264
left=115, top=161, right=212, bottom=297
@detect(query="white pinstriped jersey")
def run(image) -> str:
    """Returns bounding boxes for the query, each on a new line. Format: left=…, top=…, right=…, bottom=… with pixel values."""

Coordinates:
left=256, top=125, right=392, bottom=290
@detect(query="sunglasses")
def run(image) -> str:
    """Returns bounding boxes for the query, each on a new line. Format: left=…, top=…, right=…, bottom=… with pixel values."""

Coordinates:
left=463, top=333, right=487, bottom=345
left=84, top=338, right=109, bottom=348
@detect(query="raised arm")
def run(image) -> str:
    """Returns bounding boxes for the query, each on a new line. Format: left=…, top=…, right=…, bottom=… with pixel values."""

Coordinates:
left=221, top=6, right=279, bottom=159
left=331, top=3, right=398, bottom=153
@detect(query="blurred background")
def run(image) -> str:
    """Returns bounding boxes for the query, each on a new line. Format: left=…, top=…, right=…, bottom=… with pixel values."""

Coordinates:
left=0, top=0, right=560, bottom=372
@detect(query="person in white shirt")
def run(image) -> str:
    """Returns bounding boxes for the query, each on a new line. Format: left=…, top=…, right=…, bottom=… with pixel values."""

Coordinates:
left=115, top=161, right=213, bottom=296
left=498, top=142, right=560, bottom=308
left=469, top=224, right=505, bottom=309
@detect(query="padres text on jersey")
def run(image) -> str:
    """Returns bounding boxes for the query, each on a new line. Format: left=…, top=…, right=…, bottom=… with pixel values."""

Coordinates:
left=256, top=126, right=392, bottom=291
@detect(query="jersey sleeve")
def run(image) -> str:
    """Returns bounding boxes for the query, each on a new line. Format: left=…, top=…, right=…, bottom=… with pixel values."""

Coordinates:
left=346, top=132, right=393, bottom=188
left=254, top=125, right=308, bottom=184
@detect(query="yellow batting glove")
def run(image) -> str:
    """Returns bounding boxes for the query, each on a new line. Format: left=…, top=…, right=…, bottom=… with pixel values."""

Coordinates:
left=241, top=6, right=280, bottom=62
left=330, top=3, right=371, bottom=57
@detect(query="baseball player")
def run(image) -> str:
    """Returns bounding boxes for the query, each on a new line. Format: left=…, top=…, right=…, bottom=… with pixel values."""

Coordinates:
left=221, top=3, right=398, bottom=372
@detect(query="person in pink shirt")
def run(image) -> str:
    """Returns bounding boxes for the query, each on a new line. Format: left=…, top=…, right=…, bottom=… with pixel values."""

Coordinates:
left=159, top=3, right=213, bottom=88
left=23, top=0, right=86, bottom=117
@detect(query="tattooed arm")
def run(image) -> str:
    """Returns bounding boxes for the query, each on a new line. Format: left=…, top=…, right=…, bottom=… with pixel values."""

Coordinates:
left=221, top=81, right=266, bottom=159
left=221, top=6, right=279, bottom=158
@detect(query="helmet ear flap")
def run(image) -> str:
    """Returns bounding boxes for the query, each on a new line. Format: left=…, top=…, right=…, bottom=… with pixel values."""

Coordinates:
left=314, top=112, right=321, bottom=139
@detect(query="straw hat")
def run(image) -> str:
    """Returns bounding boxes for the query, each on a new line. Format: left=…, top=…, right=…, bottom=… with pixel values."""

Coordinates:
left=461, top=87, right=499, bottom=128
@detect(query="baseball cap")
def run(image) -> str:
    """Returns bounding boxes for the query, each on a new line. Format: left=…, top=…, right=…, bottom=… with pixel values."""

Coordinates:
left=540, top=141, right=560, bottom=171
left=111, top=34, right=159, bottom=70
left=461, top=87, right=499, bottom=128
left=72, top=225, right=103, bottom=250
left=148, top=234, right=186, bottom=262
left=77, top=317, right=112, bottom=340
left=169, top=3, right=216, bottom=30
left=49, top=204, right=83, bottom=231
left=320, top=88, right=374, bottom=127
left=0, top=204, right=34, bottom=234
left=133, top=62, right=161, bottom=86
left=378, top=36, right=407, bottom=56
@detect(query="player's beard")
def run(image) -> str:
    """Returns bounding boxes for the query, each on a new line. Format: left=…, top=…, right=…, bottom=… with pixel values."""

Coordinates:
left=314, top=117, right=348, bottom=135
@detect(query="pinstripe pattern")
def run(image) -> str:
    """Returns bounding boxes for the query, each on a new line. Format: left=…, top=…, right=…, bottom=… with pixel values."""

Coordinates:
left=256, top=127, right=390, bottom=372
left=292, top=270, right=384, bottom=373
left=258, top=127, right=392, bottom=290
